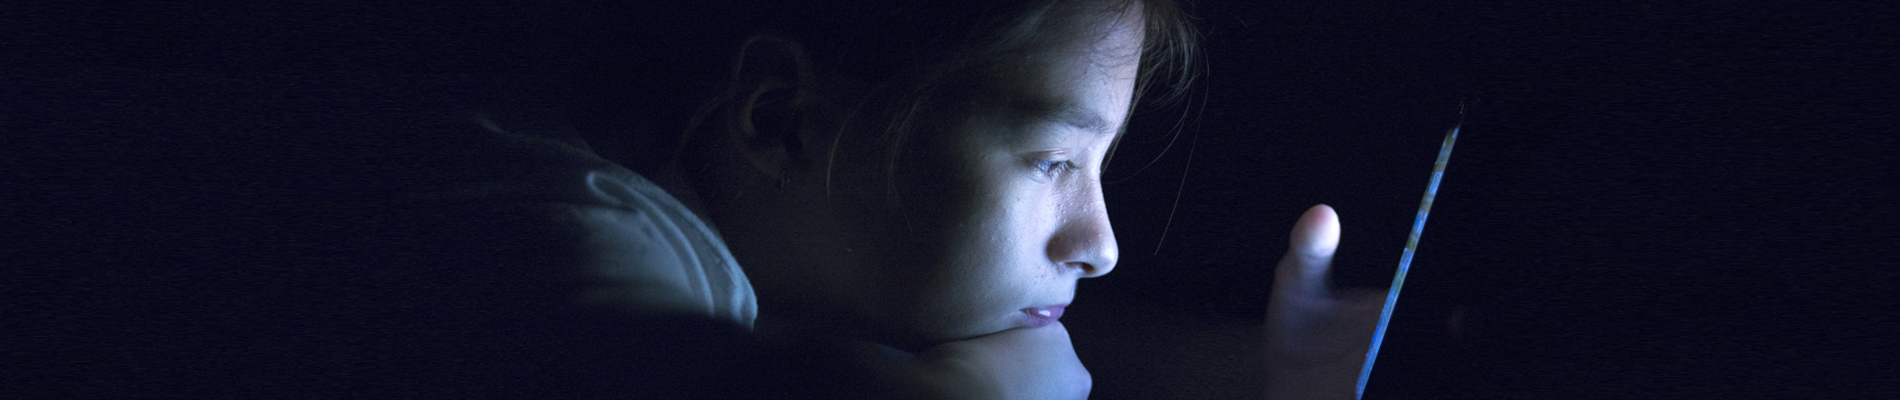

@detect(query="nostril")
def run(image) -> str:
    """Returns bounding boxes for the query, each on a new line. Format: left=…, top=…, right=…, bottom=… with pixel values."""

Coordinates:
left=1073, top=261, right=1110, bottom=278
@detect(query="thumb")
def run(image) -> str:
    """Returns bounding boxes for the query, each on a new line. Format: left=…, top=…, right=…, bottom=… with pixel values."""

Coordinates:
left=1275, top=204, right=1341, bottom=297
left=1265, top=205, right=1372, bottom=400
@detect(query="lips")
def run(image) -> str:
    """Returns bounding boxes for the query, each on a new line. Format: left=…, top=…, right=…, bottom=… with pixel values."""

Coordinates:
left=1020, top=305, right=1067, bottom=328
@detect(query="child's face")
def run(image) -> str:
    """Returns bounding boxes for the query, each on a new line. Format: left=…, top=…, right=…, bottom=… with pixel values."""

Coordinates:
left=796, top=4, right=1144, bottom=349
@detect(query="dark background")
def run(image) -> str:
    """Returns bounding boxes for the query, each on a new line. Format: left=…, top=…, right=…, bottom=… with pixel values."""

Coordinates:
left=9, top=0, right=1893, bottom=398
left=1078, top=1, right=1893, bottom=399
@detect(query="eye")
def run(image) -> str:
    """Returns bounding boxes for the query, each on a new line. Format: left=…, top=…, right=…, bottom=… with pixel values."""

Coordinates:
left=1035, top=159, right=1077, bottom=177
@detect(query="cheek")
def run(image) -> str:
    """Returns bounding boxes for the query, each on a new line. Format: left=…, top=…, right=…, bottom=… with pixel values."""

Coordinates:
left=940, top=153, right=1052, bottom=264
left=933, top=170, right=1060, bottom=295
left=903, top=195, right=1045, bottom=338
left=894, top=154, right=1043, bottom=298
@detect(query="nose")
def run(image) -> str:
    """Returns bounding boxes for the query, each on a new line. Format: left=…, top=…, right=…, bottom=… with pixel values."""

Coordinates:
left=1047, top=178, right=1119, bottom=278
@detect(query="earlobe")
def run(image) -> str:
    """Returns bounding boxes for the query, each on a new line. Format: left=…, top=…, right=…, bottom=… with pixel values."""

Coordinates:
left=724, top=35, right=818, bottom=180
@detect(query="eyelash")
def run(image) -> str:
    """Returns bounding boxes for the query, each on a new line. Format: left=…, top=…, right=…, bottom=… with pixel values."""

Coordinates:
left=1035, top=160, right=1077, bottom=177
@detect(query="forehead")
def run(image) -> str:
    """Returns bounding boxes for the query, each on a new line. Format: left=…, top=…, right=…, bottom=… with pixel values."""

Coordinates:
left=988, top=1, right=1146, bottom=69
left=976, top=4, right=1145, bottom=133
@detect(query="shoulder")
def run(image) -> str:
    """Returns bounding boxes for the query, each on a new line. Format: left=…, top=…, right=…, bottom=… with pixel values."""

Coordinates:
left=404, top=118, right=758, bottom=328
left=555, top=166, right=759, bottom=329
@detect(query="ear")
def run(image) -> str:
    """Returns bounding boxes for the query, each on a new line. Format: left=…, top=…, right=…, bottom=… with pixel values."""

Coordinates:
left=722, top=35, right=817, bottom=180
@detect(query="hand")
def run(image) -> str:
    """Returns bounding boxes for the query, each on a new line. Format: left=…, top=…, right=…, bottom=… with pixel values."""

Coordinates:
left=1264, top=205, right=1385, bottom=400
left=850, top=323, right=1091, bottom=400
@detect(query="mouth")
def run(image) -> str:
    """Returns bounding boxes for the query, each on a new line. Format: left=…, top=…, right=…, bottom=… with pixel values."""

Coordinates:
left=1019, top=305, right=1067, bottom=328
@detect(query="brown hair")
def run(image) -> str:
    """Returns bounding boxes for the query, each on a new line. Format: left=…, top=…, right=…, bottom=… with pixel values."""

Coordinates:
left=572, top=0, right=1199, bottom=194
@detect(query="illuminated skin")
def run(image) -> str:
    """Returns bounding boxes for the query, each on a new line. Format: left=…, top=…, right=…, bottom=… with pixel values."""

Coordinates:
left=690, top=1, right=1383, bottom=397
left=878, top=8, right=1139, bottom=345
left=694, top=1, right=1139, bottom=351
left=672, top=4, right=1143, bottom=397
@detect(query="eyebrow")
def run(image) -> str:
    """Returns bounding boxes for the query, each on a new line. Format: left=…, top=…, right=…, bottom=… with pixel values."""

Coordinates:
left=1043, top=104, right=1121, bottom=138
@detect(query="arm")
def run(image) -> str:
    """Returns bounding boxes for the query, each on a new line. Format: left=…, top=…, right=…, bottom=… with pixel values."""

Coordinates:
left=876, top=323, right=1092, bottom=400
left=718, top=322, right=1090, bottom=399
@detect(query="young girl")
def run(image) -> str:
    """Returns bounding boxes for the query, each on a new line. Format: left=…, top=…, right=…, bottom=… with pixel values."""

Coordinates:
left=383, top=0, right=1380, bottom=397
